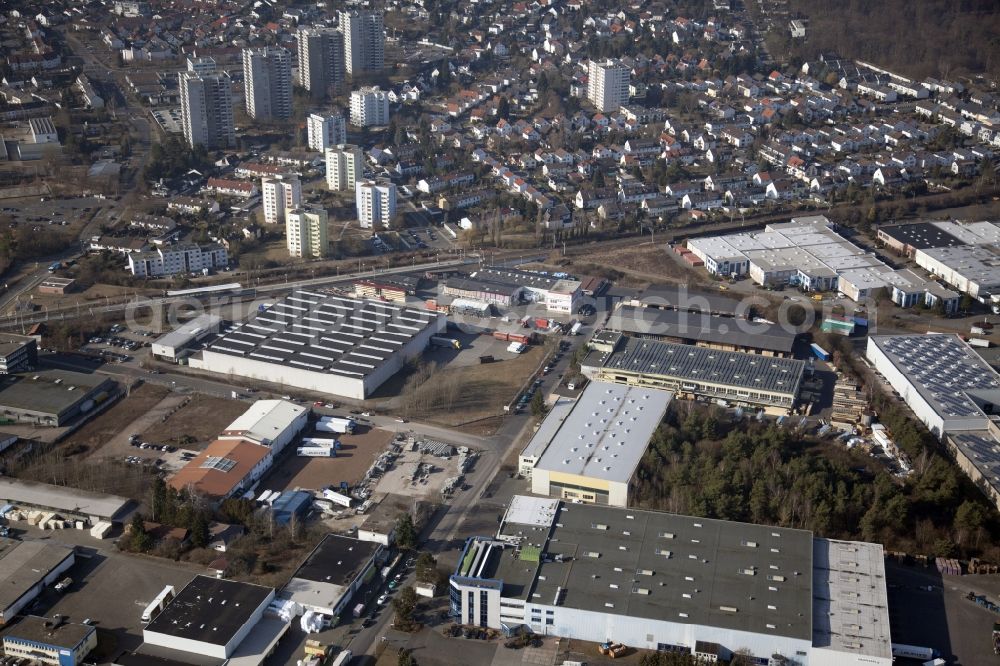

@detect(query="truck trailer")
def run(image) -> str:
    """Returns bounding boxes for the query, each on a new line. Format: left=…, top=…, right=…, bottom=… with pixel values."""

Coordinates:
left=316, top=417, right=356, bottom=434
left=891, top=644, right=936, bottom=661
left=430, top=336, right=461, bottom=350
left=810, top=343, right=831, bottom=361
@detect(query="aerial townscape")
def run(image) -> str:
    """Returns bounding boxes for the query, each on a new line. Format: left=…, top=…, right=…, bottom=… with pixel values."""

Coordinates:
left=0, top=0, right=999, bottom=665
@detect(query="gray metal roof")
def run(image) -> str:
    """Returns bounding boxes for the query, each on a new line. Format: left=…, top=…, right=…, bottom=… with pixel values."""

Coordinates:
left=0, top=370, right=115, bottom=416
left=473, top=267, right=562, bottom=290
left=205, top=290, right=443, bottom=379
left=868, top=334, right=1000, bottom=421
left=811, top=538, right=891, bottom=659
left=529, top=381, right=672, bottom=483
left=636, top=283, right=743, bottom=316
left=0, top=477, right=132, bottom=520
left=878, top=221, right=966, bottom=250
left=948, top=430, right=1000, bottom=493
left=607, top=305, right=796, bottom=354
left=153, top=314, right=222, bottom=351
left=598, top=337, right=805, bottom=396
left=496, top=498, right=815, bottom=641
left=0, top=539, right=75, bottom=613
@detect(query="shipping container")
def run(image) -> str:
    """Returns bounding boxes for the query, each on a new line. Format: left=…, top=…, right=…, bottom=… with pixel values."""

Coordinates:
left=810, top=343, right=831, bottom=361
left=535, top=318, right=550, bottom=329
left=297, top=446, right=336, bottom=457
left=317, top=417, right=356, bottom=434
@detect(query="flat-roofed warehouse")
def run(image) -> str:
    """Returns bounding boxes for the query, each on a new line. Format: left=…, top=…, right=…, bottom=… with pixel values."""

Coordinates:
left=450, top=496, right=891, bottom=666
left=0, top=477, right=133, bottom=524
left=191, top=290, right=445, bottom=399
left=280, top=534, right=383, bottom=618
left=0, top=537, right=76, bottom=623
left=583, top=336, right=804, bottom=414
left=151, top=313, right=222, bottom=361
left=627, top=283, right=744, bottom=317
left=606, top=304, right=797, bottom=357
left=142, top=575, right=278, bottom=662
left=519, top=380, right=672, bottom=506
left=0, top=370, right=117, bottom=426
left=866, top=334, right=1000, bottom=437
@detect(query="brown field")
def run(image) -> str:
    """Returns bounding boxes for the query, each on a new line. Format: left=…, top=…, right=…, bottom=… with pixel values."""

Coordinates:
left=61, top=383, right=170, bottom=454
left=141, top=396, right=249, bottom=446
left=563, top=242, right=704, bottom=287
left=400, top=346, right=545, bottom=428
left=262, top=425, right=395, bottom=492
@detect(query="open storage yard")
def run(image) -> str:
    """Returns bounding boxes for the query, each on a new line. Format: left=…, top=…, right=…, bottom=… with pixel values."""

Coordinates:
left=262, top=424, right=395, bottom=493
left=61, top=383, right=169, bottom=456
left=140, top=396, right=249, bottom=445
left=386, top=344, right=546, bottom=429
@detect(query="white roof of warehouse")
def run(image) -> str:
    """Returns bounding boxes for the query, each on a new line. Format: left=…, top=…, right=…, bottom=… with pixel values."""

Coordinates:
left=812, top=538, right=892, bottom=660
left=223, top=399, right=306, bottom=444
left=153, top=314, right=222, bottom=351
left=531, top=380, right=672, bottom=483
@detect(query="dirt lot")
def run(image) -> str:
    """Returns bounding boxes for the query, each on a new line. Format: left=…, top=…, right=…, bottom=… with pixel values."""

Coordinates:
left=140, top=396, right=248, bottom=446
left=390, top=346, right=545, bottom=428
left=262, top=424, right=395, bottom=493
left=61, top=383, right=169, bottom=455
left=557, top=242, right=707, bottom=287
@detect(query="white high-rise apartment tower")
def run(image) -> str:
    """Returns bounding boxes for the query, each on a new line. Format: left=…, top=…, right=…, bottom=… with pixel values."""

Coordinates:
left=261, top=175, right=302, bottom=225
left=338, top=10, right=384, bottom=75
left=242, top=46, right=292, bottom=121
left=178, top=60, right=234, bottom=149
left=286, top=206, right=329, bottom=258
left=297, top=26, right=345, bottom=98
left=587, top=59, right=630, bottom=113
left=325, top=144, right=364, bottom=191
left=355, top=179, right=396, bottom=229
left=307, top=112, right=347, bottom=151
left=349, top=86, right=390, bottom=127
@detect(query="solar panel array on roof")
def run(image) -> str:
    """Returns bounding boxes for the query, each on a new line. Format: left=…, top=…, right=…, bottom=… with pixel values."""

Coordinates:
left=602, top=337, right=805, bottom=395
left=205, top=290, right=440, bottom=379
left=874, top=334, right=1000, bottom=418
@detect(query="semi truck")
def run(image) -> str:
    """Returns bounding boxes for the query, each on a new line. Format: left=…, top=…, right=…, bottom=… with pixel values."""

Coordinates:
left=331, top=650, right=352, bottom=666
left=891, top=644, right=936, bottom=661
left=430, top=336, right=461, bottom=350
left=569, top=321, right=583, bottom=336
left=316, top=417, right=356, bottom=434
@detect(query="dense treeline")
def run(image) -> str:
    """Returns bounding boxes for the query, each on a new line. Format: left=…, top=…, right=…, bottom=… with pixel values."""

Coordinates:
left=633, top=403, right=999, bottom=560
left=784, top=0, right=1000, bottom=81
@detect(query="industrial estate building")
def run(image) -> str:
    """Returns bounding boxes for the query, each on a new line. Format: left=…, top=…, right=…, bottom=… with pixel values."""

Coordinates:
left=867, top=334, right=1000, bottom=512
left=0, top=478, right=133, bottom=524
left=519, top=381, right=672, bottom=506
left=0, top=333, right=37, bottom=373
left=687, top=216, right=897, bottom=300
left=0, top=370, right=117, bottom=426
left=280, top=534, right=383, bottom=619
left=582, top=335, right=805, bottom=414
left=471, top=267, right=582, bottom=313
left=451, top=495, right=891, bottom=666
left=0, top=538, right=76, bottom=624
left=192, top=291, right=445, bottom=399
left=877, top=220, right=1000, bottom=258
left=142, top=576, right=281, bottom=662
left=607, top=304, right=797, bottom=357
left=2, top=615, right=97, bottom=665
left=627, top=283, right=743, bottom=317
left=151, top=313, right=222, bottom=361
left=914, top=245, right=1000, bottom=300
left=170, top=400, right=307, bottom=501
